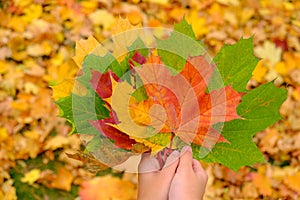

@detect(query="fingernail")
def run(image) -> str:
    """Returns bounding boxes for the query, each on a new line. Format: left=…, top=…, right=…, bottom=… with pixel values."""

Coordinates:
left=170, top=150, right=180, bottom=158
left=181, top=146, right=192, bottom=155
left=164, top=150, right=180, bottom=167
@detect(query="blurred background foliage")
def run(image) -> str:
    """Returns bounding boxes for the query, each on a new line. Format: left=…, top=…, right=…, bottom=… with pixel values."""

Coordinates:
left=0, top=0, right=300, bottom=199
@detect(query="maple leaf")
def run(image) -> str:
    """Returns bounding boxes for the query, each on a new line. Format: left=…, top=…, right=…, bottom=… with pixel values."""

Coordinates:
left=72, top=35, right=101, bottom=68
left=157, top=17, right=204, bottom=72
left=54, top=18, right=287, bottom=172
left=89, top=120, right=136, bottom=150
left=133, top=55, right=241, bottom=149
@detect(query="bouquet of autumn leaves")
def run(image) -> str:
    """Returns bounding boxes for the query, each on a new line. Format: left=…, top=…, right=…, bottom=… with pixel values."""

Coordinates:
left=52, top=18, right=287, bottom=171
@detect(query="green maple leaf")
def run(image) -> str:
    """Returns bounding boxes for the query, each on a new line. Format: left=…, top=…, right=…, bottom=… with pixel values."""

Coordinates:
left=192, top=37, right=288, bottom=171
left=208, top=37, right=259, bottom=92
left=56, top=93, right=110, bottom=135
left=56, top=95, right=77, bottom=134
left=127, top=37, right=149, bottom=57
left=197, top=82, right=287, bottom=170
left=156, top=17, right=205, bottom=73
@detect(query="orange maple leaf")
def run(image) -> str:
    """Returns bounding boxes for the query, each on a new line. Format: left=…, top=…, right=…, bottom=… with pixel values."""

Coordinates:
left=134, top=55, right=242, bottom=149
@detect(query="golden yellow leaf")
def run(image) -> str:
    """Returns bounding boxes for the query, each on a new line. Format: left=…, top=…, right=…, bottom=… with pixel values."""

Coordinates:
left=283, top=52, right=300, bottom=71
left=7, top=16, right=28, bottom=32
left=111, top=17, right=143, bottom=61
left=51, top=79, right=72, bottom=101
left=127, top=11, right=143, bottom=25
left=186, top=10, right=208, bottom=38
left=11, top=101, right=29, bottom=111
left=51, top=79, right=86, bottom=101
left=72, top=36, right=101, bottom=68
left=50, top=167, right=73, bottom=191
left=1, top=179, right=17, bottom=200
left=274, top=61, right=287, bottom=76
left=252, top=172, right=272, bottom=196
left=169, top=8, right=187, bottom=22
left=292, top=86, right=300, bottom=101
left=81, top=1, right=99, bottom=14
left=21, top=169, right=41, bottom=185
left=88, top=10, right=115, bottom=29
left=0, top=60, right=9, bottom=74
left=44, top=135, right=69, bottom=151
left=129, top=99, right=152, bottom=126
left=45, top=61, right=78, bottom=85
left=285, top=171, right=300, bottom=192
left=240, top=8, right=255, bottom=24
left=252, top=60, right=268, bottom=82
left=131, top=137, right=166, bottom=154
left=22, top=4, right=43, bottom=23
left=79, top=175, right=137, bottom=200
left=0, top=127, right=8, bottom=142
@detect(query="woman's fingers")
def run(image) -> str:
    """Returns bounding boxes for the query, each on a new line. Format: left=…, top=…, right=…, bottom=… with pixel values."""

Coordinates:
left=138, top=152, right=161, bottom=173
left=192, top=159, right=204, bottom=173
left=177, top=146, right=193, bottom=172
left=192, top=159, right=208, bottom=182
left=162, top=150, right=180, bottom=174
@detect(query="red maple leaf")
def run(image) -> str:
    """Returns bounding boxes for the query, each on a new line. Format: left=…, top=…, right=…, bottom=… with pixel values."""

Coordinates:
left=134, top=55, right=242, bottom=149
left=89, top=120, right=136, bottom=150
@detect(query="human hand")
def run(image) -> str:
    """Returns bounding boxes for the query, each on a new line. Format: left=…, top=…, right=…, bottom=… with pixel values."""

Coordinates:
left=169, top=146, right=208, bottom=200
left=137, top=150, right=180, bottom=200
left=137, top=146, right=208, bottom=200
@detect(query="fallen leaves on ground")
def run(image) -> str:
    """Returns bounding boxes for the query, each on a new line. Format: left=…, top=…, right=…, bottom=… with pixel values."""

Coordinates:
left=1, top=0, right=300, bottom=199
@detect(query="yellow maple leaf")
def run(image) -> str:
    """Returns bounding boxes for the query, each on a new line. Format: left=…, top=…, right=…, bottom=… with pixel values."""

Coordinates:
left=72, top=35, right=101, bottom=68
left=111, top=17, right=143, bottom=62
left=21, top=169, right=41, bottom=185
left=51, top=79, right=86, bottom=101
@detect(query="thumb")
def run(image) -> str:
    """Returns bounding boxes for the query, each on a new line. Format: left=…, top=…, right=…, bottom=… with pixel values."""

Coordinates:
left=177, top=146, right=193, bottom=172
left=138, top=152, right=160, bottom=173
left=162, top=150, right=180, bottom=174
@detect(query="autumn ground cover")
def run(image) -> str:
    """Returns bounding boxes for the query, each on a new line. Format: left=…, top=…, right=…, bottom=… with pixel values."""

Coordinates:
left=0, top=0, right=300, bottom=199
